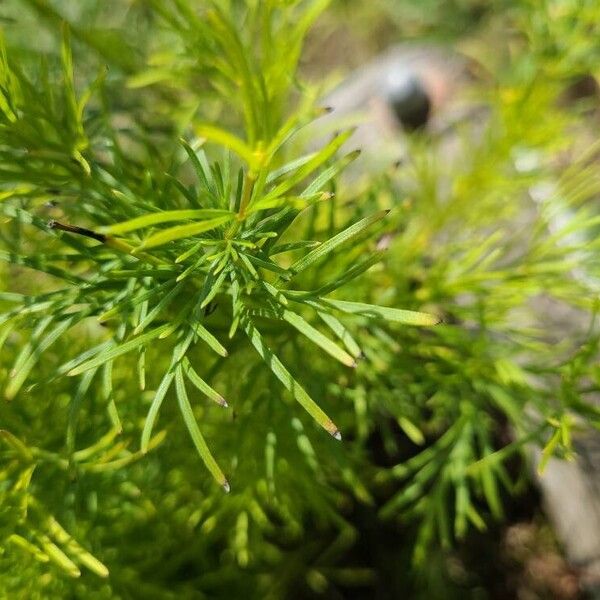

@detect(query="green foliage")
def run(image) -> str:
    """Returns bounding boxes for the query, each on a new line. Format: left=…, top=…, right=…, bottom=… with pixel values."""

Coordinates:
left=0, top=0, right=440, bottom=483
left=1, top=0, right=600, bottom=597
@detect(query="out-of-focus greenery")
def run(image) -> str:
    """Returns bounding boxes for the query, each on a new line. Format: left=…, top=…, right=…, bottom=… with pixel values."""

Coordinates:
left=1, top=1, right=600, bottom=598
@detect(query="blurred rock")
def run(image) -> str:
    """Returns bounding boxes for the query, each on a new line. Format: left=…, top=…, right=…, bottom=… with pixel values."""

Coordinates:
left=309, top=44, right=480, bottom=177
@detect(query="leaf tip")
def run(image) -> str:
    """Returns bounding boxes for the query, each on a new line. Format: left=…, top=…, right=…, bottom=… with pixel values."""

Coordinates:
left=332, top=429, right=342, bottom=441
left=96, top=564, right=110, bottom=578
left=222, top=480, right=231, bottom=493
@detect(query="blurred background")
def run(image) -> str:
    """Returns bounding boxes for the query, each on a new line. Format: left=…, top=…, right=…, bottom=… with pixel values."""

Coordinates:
left=2, top=1, right=600, bottom=599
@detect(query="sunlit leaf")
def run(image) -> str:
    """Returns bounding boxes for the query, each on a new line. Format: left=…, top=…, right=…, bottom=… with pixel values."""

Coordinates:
left=136, top=216, right=234, bottom=250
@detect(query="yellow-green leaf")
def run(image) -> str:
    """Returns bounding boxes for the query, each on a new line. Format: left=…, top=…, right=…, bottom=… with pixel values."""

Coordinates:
left=322, top=299, right=440, bottom=326
left=102, top=209, right=233, bottom=235
left=136, top=216, right=233, bottom=251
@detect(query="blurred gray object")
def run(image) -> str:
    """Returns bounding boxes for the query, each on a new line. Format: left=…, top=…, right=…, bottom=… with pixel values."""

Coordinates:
left=323, top=44, right=470, bottom=128
left=321, top=43, right=600, bottom=597
left=309, top=44, right=478, bottom=176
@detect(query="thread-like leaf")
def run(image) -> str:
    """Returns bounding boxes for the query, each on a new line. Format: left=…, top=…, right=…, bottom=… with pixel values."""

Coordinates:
left=36, top=533, right=80, bottom=578
left=262, top=129, right=355, bottom=203
left=102, top=209, right=233, bottom=235
left=44, top=514, right=109, bottom=577
left=321, top=298, right=440, bottom=326
left=301, top=149, right=360, bottom=197
left=97, top=280, right=173, bottom=323
left=248, top=192, right=328, bottom=214
left=8, top=535, right=49, bottom=563
left=136, top=215, right=233, bottom=250
left=0, top=250, right=84, bottom=283
left=68, top=325, right=171, bottom=376
left=193, top=123, right=258, bottom=169
left=288, top=211, right=389, bottom=276
left=270, top=241, right=320, bottom=255
left=245, top=253, right=289, bottom=276
left=317, top=311, right=362, bottom=358
left=282, top=309, right=356, bottom=367
left=188, top=319, right=228, bottom=357
left=6, top=316, right=77, bottom=400
left=243, top=317, right=341, bottom=440
left=0, top=430, right=34, bottom=461
left=134, top=282, right=186, bottom=334
left=56, top=340, right=113, bottom=378
left=174, top=364, right=229, bottom=491
left=182, top=358, right=227, bottom=406
left=66, top=368, right=97, bottom=454
left=141, top=370, right=175, bottom=453
left=180, top=140, right=217, bottom=200
left=266, top=153, right=316, bottom=184
left=200, top=270, right=228, bottom=309
left=288, top=250, right=385, bottom=298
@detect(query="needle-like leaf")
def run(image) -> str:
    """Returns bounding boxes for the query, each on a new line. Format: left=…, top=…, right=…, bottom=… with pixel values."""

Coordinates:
left=102, top=209, right=233, bottom=235
left=141, top=370, right=175, bottom=453
left=67, top=325, right=171, bottom=376
left=135, top=215, right=233, bottom=250
left=288, top=211, right=389, bottom=277
left=188, top=318, right=228, bottom=357
left=243, top=317, right=341, bottom=440
left=6, top=316, right=78, bottom=400
left=320, top=298, right=440, bottom=326
left=182, top=358, right=228, bottom=406
left=282, top=309, right=356, bottom=367
left=174, top=364, right=229, bottom=491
